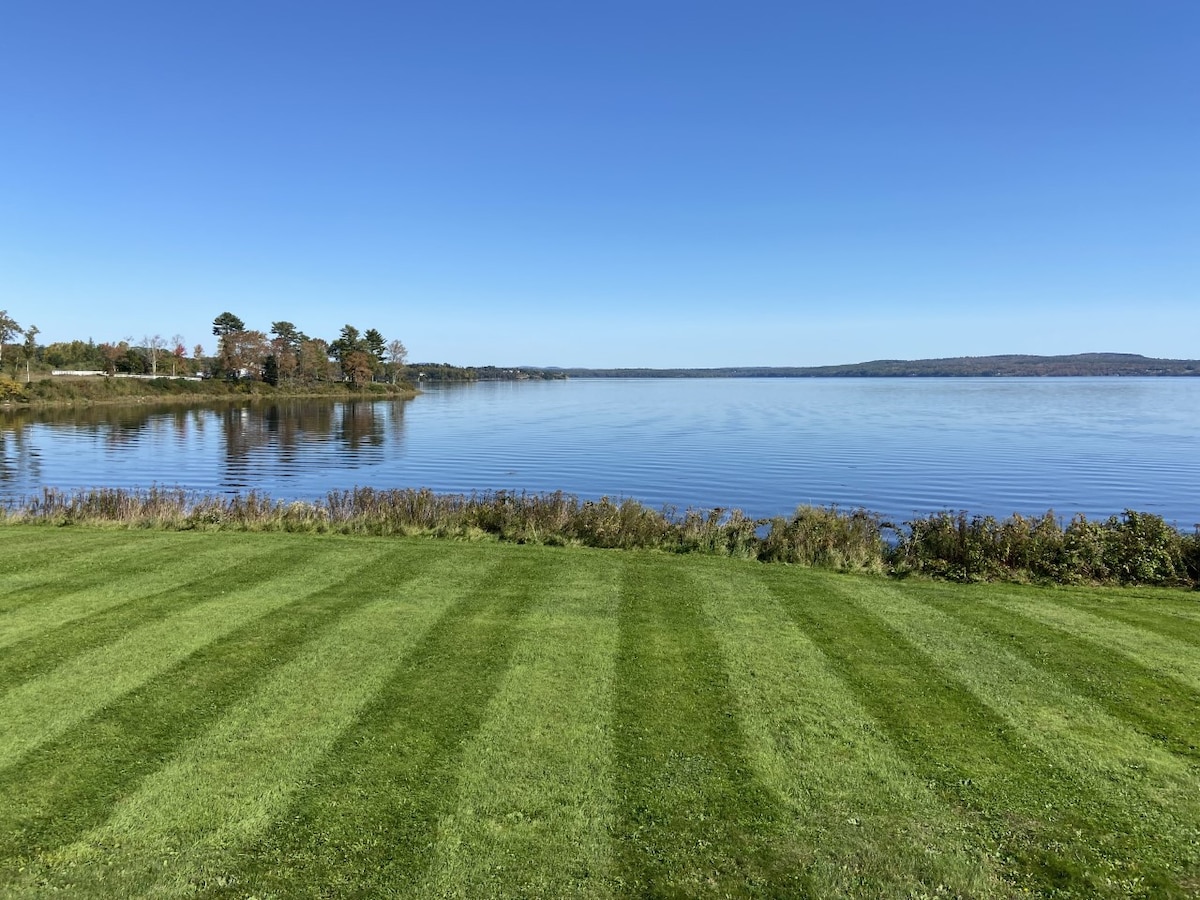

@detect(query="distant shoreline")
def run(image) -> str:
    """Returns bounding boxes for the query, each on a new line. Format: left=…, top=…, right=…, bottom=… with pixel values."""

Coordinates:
left=547, top=353, right=1200, bottom=379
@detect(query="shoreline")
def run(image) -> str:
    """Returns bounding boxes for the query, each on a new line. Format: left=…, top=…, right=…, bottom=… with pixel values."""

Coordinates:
left=0, top=383, right=419, bottom=411
left=4, top=486, right=1196, bottom=589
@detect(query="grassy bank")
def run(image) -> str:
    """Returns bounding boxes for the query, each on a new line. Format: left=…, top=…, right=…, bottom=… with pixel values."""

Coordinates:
left=1, top=527, right=1197, bottom=898
left=6, top=487, right=1199, bottom=588
left=0, top=375, right=416, bottom=407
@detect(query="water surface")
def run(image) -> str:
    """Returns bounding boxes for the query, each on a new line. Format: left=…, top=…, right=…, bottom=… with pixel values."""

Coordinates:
left=2, top=378, right=1198, bottom=526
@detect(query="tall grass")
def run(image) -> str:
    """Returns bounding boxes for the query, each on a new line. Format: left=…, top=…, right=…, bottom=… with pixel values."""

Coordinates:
left=4, top=487, right=1198, bottom=586
left=758, top=506, right=888, bottom=572
left=892, top=509, right=1200, bottom=586
left=7, top=487, right=764, bottom=557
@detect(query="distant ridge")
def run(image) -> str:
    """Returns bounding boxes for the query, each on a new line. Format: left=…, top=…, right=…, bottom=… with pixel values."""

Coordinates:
left=549, top=353, right=1200, bottom=378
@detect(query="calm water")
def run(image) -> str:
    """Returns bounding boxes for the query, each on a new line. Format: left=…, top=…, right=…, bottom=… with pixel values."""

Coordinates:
left=2, top=378, right=1198, bottom=526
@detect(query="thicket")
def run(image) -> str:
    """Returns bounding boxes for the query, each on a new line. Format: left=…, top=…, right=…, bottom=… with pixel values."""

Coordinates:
left=5, top=487, right=1197, bottom=588
left=0, top=376, right=25, bottom=402
left=0, top=376, right=415, bottom=405
left=891, top=509, right=1199, bottom=585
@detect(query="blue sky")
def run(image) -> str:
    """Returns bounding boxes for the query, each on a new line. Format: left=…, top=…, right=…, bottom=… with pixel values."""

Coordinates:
left=2, top=1, right=1196, bottom=366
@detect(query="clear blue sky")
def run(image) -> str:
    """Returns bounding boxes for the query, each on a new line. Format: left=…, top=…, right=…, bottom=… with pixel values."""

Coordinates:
left=2, top=1, right=1197, bottom=366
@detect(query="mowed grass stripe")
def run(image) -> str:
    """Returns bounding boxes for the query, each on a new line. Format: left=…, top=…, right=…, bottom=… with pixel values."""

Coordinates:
left=0, top=528, right=201, bottom=588
left=914, top=582, right=1200, bottom=759
left=1053, top=592, right=1200, bottom=649
left=0, top=526, right=100, bottom=556
left=0, top=531, right=204, bottom=618
left=0, top=532, right=261, bottom=646
left=22, top=547, right=492, bottom=899
left=0, top=538, right=353, bottom=771
left=0, top=529, right=145, bottom=599
left=0, top=525, right=123, bottom=558
left=824, top=574, right=1200, bottom=887
left=991, top=593, right=1200, bottom=694
left=762, top=568, right=1194, bottom=898
left=612, top=556, right=803, bottom=897
left=0, top=540, right=416, bottom=872
left=0, top=542, right=287, bottom=687
left=418, top=548, right=622, bottom=899
left=223, top=548, right=544, bottom=898
left=696, top=559, right=1001, bottom=898
left=1084, top=585, right=1200, bottom=625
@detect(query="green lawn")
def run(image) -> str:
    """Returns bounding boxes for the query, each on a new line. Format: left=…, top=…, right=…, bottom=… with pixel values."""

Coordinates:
left=1, top=527, right=1197, bottom=898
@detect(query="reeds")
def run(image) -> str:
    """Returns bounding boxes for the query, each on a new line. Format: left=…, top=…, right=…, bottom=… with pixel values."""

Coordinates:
left=758, top=506, right=888, bottom=572
left=4, top=487, right=1197, bottom=586
left=6, top=487, right=764, bottom=556
left=892, top=509, right=1200, bottom=585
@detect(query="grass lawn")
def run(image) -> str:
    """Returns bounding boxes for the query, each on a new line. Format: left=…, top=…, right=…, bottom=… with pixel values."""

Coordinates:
left=1, top=526, right=1197, bottom=898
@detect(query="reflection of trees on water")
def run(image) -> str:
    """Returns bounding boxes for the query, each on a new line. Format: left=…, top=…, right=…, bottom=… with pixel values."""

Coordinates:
left=219, top=400, right=406, bottom=488
left=0, top=418, right=42, bottom=489
left=21, top=403, right=158, bottom=448
left=221, top=402, right=335, bottom=473
left=339, top=401, right=385, bottom=451
left=386, top=398, right=406, bottom=445
left=1, top=399, right=410, bottom=496
left=263, top=402, right=337, bottom=464
left=4, top=403, right=195, bottom=452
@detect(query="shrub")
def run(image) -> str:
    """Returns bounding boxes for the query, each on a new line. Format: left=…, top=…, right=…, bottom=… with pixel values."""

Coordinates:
left=1181, top=529, right=1200, bottom=587
left=1102, top=510, right=1183, bottom=584
left=0, top=376, right=27, bottom=402
left=758, top=506, right=886, bottom=572
left=892, top=508, right=1194, bottom=586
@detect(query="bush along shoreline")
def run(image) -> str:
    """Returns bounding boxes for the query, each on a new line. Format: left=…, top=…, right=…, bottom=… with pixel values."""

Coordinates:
left=0, top=375, right=417, bottom=406
left=6, top=487, right=1198, bottom=588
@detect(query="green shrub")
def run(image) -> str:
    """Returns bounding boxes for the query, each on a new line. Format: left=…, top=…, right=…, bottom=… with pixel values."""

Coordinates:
left=892, top=508, right=1194, bottom=586
left=0, top=376, right=27, bottom=402
left=758, top=506, right=885, bottom=572
left=1101, top=510, right=1183, bottom=584
left=1181, top=530, right=1200, bottom=587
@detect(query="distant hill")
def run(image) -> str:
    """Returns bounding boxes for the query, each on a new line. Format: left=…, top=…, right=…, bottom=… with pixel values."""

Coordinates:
left=548, top=354, right=1200, bottom=378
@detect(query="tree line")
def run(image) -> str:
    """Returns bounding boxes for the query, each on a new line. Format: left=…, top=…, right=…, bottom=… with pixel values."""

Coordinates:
left=0, top=309, right=410, bottom=387
left=209, top=312, right=408, bottom=386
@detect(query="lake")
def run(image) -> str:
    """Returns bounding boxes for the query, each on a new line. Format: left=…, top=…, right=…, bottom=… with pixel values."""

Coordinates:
left=2, top=378, right=1198, bottom=527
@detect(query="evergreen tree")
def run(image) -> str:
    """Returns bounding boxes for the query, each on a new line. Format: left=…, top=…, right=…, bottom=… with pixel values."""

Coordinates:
left=212, top=312, right=248, bottom=376
left=364, top=328, right=387, bottom=363
left=212, top=312, right=245, bottom=336
left=330, top=324, right=363, bottom=362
